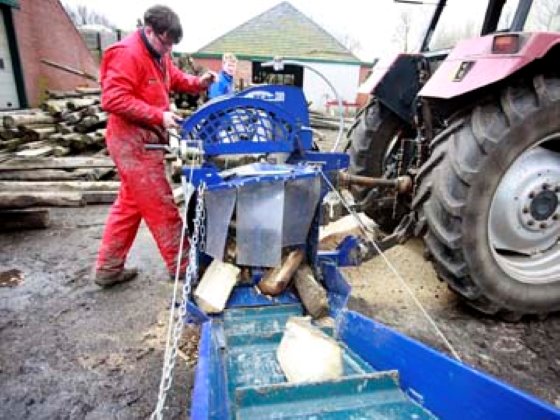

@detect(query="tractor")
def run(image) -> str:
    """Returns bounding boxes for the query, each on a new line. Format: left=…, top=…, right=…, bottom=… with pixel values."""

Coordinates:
left=347, top=0, right=560, bottom=319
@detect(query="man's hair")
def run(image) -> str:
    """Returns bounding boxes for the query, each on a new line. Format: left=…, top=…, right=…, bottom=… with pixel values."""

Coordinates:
left=223, top=53, right=238, bottom=63
left=144, top=5, right=183, bottom=44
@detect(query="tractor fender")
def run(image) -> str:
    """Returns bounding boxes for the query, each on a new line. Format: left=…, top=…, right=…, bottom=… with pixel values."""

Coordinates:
left=358, top=53, right=422, bottom=124
left=419, top=32, right=560, bottom=100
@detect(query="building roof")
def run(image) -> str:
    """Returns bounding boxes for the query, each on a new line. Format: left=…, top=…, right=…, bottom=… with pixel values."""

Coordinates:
left=196, top=2, right=361, bottom=65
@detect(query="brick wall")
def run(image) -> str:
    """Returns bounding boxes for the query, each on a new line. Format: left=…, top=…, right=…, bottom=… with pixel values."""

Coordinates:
left=12, top=0, right=98, bottom=106
left=236, top=60, right=252, bottom=89
left=358, top=64, right=372, bottom=85
left=356, top=64, right=373, bottom=107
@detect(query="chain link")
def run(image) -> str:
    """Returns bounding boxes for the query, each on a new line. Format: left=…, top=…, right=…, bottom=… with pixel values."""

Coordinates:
left=151, top=182, right=206, bottom=420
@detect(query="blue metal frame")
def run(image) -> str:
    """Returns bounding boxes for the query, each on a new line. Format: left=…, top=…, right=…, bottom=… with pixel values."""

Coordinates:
left=337, top=311, right=560, bottom=419
left=318, top=235, right=362, bottom=267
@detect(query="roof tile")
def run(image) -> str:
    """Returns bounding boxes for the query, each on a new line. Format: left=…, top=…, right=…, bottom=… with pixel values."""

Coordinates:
left=197, top=2, right=360, bottom=63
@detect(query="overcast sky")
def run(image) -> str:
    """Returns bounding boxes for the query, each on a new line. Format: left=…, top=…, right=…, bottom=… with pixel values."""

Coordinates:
left=62, top=0, right=437, bottom=61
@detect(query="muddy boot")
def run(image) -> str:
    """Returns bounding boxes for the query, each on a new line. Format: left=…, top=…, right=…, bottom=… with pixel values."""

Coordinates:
left=169, top=271, right=186, bottom=282
left=95, top=268, right=138, bottom=287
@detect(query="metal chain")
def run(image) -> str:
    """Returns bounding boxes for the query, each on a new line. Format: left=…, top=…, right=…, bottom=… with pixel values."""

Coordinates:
left=151, top=182, right=206, bottom=420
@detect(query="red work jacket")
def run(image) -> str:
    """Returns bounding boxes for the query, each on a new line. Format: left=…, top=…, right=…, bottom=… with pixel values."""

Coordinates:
left=100, top=30, right=202, bottom=144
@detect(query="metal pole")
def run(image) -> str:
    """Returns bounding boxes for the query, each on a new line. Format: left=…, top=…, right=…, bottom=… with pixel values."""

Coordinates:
left=262, top=58, right=345, bottom=152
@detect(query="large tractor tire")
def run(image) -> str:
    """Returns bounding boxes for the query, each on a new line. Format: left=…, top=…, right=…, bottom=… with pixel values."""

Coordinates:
left=347, top=101, right=410, bottom=232
left=414, top=75, right=560, bottom=318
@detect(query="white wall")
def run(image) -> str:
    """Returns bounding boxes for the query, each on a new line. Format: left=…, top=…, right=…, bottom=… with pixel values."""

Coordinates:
left=301, top=62, right=361, bottom=113
left=0, top=10, right=19, bottom=110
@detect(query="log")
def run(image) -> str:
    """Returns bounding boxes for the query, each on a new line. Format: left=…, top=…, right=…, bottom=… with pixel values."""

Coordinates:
left=0, top=137, right=26, bottom=151
left=3, top=113, right=55, bottom=129
left=0, top=152, right=11, bottom=163
left=0, top=157, right=115, bottom=170
left=83, top=190, right=117, bottom=204
left=62, top=111, right=83, bottom=124
left=0, top=128, right=20, bottom=140
left=42, top=99, right=68, bottom=115
left=94, top=128, right=106, bottom=138
left=0, top=169, right=75, bottom=181
left=55, top=122, right=73, bottom=134
left=0, top=180, right=120, bottom=192
left=0, top=191, right=85, bottom=208
left=79, top=105, right=102, bottom=118
left=276, top=316, right=343, bottom=383
left=258, top=249, right=305, bottom=296
left=0, top=168, right=112, bottom=181
left=66, top=97, right=99, bottom=110
left=57, top=133, right=87, bottom=151
left=75, top=113, right=107, bottom=133
left=18, top=140, right=50, bottom=151
left=73, top=167, right=114, bottom=180
left=75, top=87, right=101, bottom=95
left=194, top=259, right=240, bottom=314
left=294, top=265, right=329, bottom=319
left=15, top=146, right=54, bottom=158
left=47, top=89, right=83, bottom=99
left=52, top=145, right=71, bottom=157
left=0, top=208, right=50, bottom=231
left=319, top=213, right=377, bottom=250
left=18, top=126, right=56, bottom=142
left=0, top=108, right=42, bottom=115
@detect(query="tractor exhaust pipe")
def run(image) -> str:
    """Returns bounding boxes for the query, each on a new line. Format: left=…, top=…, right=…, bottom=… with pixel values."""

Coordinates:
left=338, top=172, right=413, bottom=194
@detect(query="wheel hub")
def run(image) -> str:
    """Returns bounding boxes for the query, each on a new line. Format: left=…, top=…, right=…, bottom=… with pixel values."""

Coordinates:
left=489, top=140, right=560, bottom=284
left=529, top=190, right=558, bottom=221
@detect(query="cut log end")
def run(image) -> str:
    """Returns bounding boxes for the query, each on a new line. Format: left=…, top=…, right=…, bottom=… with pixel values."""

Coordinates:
left=277, top=316, right=343, bottom=383
left=257, top=248, right=305, bottom=296
left=294, top=265, right=329, bottom=319
left=0, top=209, right=50, bottom=231
left=194, top=260, right=240, bottom=314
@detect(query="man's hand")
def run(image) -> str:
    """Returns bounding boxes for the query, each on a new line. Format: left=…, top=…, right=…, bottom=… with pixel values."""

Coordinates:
left=163, top=111, right=183, bottom=129
left=198, top=71, right=218, bottom=89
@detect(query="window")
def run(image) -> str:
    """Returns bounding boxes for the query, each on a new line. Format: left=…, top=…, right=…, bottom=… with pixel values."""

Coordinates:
left=252, top=62, right=303, bottom=87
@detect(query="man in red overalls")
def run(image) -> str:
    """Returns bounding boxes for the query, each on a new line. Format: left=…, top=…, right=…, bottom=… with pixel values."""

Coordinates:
left=94, top=5, right=215, bottom=287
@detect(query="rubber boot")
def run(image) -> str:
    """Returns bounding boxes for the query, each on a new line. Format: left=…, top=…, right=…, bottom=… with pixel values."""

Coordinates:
left=95, top=268, right=138, bottom=287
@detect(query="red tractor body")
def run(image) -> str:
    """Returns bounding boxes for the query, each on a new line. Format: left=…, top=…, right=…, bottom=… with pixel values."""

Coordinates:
left=421, top=32, right=560, bottom=99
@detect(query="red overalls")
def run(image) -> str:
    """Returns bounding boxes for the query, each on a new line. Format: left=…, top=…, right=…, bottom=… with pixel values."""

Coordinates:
left=96, top=30, right=203, bottom=276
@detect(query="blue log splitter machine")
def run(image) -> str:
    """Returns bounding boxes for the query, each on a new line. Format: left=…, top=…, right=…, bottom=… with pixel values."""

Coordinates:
left=150, top=84, right=560, bottom=420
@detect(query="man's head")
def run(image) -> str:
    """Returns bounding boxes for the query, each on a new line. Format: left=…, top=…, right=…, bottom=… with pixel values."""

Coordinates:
left=222, top=53, right=238, bottom=76
left=143, top=5, right=182, bottom=55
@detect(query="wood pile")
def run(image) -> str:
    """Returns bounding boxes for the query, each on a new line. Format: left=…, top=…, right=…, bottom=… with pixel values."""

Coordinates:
left=0, top=87, right=107, bottom=160
left=0, top=88, right=119, bottom=230
left=309, top=110, right=352, bottom=131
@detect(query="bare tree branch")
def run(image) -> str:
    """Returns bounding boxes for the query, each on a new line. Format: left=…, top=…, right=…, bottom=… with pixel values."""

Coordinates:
left=63, top=3, right=117, bottom=29
left=392, top=10, right=413, bottom=52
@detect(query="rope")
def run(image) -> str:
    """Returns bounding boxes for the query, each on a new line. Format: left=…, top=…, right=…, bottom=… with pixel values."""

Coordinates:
left=319, top=171, right=463, bottom=362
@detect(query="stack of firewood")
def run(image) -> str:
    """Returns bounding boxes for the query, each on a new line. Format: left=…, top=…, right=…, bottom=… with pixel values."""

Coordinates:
left=0, top=87, right=107, bottom=160
left=0, top=88, right=121, bottom=230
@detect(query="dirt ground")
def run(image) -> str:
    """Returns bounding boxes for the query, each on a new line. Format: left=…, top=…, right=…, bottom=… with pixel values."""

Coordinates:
left=0, top=206, right=198, bottom=419
left=344, top=239, right=560, bottom=408
left=1, top=204, right=560, bottom=420
left=1, top=128, right=559, bottom=418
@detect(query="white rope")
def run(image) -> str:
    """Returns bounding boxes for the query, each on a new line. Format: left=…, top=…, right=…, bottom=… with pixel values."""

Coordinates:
left=320, top=171, right=463, bottom=362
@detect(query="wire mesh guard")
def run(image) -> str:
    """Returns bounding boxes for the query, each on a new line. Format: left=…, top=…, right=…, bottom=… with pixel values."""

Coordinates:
left=184, top=105, right=296, bottom=147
